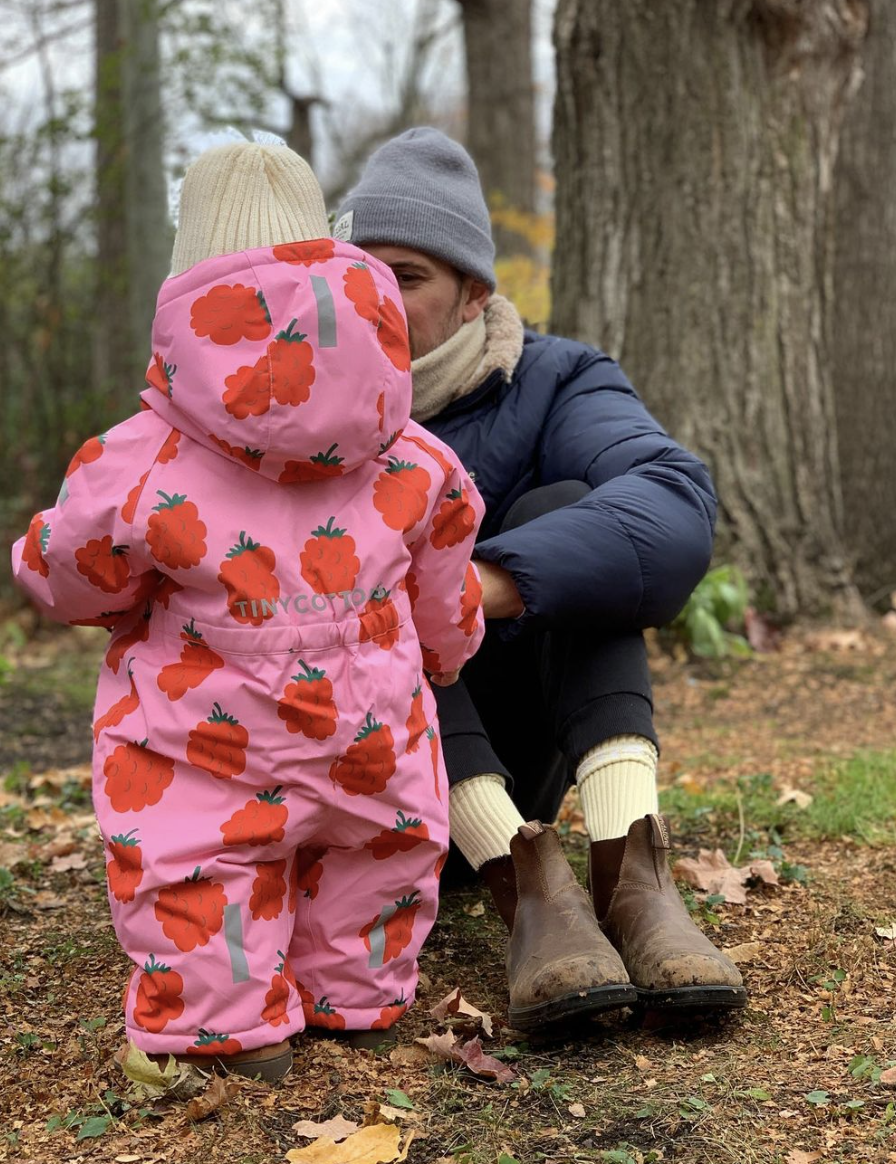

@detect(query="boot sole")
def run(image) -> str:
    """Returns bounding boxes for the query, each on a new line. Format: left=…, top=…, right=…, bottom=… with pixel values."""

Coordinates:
left=508, top=983, right=637, bottom=1031
left=634, top=985, right=748, bottom=1011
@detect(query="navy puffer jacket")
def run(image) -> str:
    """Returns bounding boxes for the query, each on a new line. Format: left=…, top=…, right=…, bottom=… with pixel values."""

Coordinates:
left=425, top=331, right=716, bottom=639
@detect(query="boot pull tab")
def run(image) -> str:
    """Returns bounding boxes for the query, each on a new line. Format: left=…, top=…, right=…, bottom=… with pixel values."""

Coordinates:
left=518, top=820, right=547, bottom=841
left=649, top=814, right=671, bottom=851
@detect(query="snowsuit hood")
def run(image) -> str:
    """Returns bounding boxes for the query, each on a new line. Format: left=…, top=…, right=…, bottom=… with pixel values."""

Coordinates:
left=142, top=239, right=412, bottom=482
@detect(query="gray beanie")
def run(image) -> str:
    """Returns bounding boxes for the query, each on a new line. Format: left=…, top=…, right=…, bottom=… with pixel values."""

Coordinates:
left=334, top=127, right=496, bottom=290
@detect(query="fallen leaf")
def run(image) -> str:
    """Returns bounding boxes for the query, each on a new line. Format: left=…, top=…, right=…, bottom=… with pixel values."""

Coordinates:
left=49, top=852, right=87, bottom=873
left=429, top=987, right=494, bottom=1037
left=115, top=1039, right=207, bottom=1101
left=389, top=1044, right=431, bottom=1068
left=805, top=628, right=866, bottom=652
left=673, top=848, right=779, bottom=904
left=744, top=607, right=783, bottom=652
left=285, top=1123, right=402, bottom=1163
left=724, top=941, right=765, bottom=965
left=880, top=1066, right=896, bottom=1087
left=749, top=859, right=780, bottom=888
left=776, top=787, right=813, bottom=810
left=634, top=1054, right=653, bottom=1071
left=785, top=1151, right=822, bottom=1164
left=567, top=1102, right=586, bottom=1118
left=463, top=900, right=485, bottom=917
left=452, top=1036, right=515, bottom=1083
left=378, top=1104, right=421, bottom=1123
left=875, top=923, right=896, bottom=941
left=0, top=841, right=27, bottom=867
left=415, top=1031, right=458, bottom=1060
left=292, top=1115, right=360, bottom=1142
left=186, top=1075, right=237, bottom=1121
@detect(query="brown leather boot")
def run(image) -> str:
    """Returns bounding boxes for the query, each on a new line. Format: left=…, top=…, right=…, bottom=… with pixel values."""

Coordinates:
left=593, top=815, right=747, bottom=1011
left=479, top=854, right=517, bottom=930
left=505, top=822, right=636, bottom=1031
left=149, top=1036, right=293, bottom=1083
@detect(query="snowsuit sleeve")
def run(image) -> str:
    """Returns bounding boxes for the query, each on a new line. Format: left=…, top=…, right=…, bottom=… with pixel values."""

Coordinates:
left=474, top=345, right=717, bottom=639
left=10, top=415, right=165, bottom=626
left=406, top=458, right=486, bottom=677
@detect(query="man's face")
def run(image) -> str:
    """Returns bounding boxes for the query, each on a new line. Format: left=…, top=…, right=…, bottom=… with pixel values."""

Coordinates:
left=364, top=244, right=489, bottom=360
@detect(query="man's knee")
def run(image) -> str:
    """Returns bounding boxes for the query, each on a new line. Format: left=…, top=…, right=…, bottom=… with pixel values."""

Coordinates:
left=501, top=481, right=590, bottom=532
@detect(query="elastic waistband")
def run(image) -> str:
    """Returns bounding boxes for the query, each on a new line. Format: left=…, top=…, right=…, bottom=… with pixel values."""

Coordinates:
left=145, top=587, right=414, bottom=656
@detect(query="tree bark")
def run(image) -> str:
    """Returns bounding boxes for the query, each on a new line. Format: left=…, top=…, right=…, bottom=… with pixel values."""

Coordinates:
left=552, top=0, right=869, bottom=618
left=832, top=0, right=896, bottom=607
left=457, top=0, right=536, bottom=256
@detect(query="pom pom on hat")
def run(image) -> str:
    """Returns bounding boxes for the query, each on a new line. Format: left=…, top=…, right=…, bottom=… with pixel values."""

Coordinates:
left=170, top=141, right=329, bottom=276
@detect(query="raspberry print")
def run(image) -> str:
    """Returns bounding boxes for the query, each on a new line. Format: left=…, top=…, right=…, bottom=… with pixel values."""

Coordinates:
left=403, top=431, right=456, bottom=480
left=329, top=712, right=396, bottom=797
left=376, top=295, right=411, bottom=371
left=261, top=955, right=293, bottom=1027
left=106, top=828, right=143, bottom=903
left=146, top=491, right=207, bottom=570
left=207, top=433, right=264, bottom=471
left=365, top=811, right=430, bottom=860
left=426, top=725, right=441, bottom=803
left=65, top=433, right=105, bottom=478
left=458, top=562, right=482, bottom=636
left=133, top=953, right=184, bottom=1033
left=294, top=855, right=323, bottom=900
left=103, top=738, right=175, bottom=812
left=405, top=679, right=427, bottom=754
left=430, top=488, right=477, bottom=549
left=157, top=619, right=225, bottom=702
left=249, top=859, right=287, bottom=921
left=157, top=429, right=181, bottom=464
left=359, top=586, right=400, bottom=649
left=373, top=458, right=431, bottom=533
left=121, top=472, right=150, bottom=524
left=221, top=787, right=288, bottom=846
left=94, top=661, right=140, bottom=740
left=272, top=239, right=336, bottom=265
left=343, top=261, right=380, bottom=324
left=154, top=576, right=183, bottom=608
left=190, top=283, right=271, bottom=346
left=154, top=866, right=227, bottom=952
left=299, top=516, right=360, bottom=594
left=75, top=535, right=130, bottom=594
left=289, top=847, right=325, bottom=912
left=222, top=319, right=316, bottom=418
left=308, top=997, right=345, bottom=1030
left=421, top=644, right=442, bottom=676
left=403, top=571, right=420, bottom=611
left=146, top=352, right=176, bottom=397
left=279, top=443, right=345, bottom=485
left=105, top=604, right=151, bottom=675
left=186, top=702, right=249, bottom=778
left=277, top=661, right=338, bottom=740
left=21, top=513, right=50, bottom=578
left=371, top=991, right=407, bottom=1030
left=218, top=531, right=280, bottom=625
left=360, top=891, right=422, bottom=967
left=190, top=1029, right=243, bottom=1056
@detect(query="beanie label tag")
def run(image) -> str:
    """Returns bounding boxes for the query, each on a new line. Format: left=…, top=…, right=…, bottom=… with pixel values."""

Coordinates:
left=332, top=211, right=353, bottom=242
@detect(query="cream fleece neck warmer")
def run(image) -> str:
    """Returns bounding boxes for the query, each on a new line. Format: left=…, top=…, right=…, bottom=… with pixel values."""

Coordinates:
left=410, top=294, right=525, bottom=423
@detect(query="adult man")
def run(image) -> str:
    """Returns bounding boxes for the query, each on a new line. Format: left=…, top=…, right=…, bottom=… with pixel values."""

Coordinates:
left=335, top=128, right=745, bottom=1031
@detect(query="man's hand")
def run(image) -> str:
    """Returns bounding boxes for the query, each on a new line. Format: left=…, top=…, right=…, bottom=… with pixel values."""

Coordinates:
left=475, top=560, right=525, bottom=620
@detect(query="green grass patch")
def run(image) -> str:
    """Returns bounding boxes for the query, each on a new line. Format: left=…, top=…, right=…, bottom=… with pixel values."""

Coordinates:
left=661, top=749, right=896, bottom=846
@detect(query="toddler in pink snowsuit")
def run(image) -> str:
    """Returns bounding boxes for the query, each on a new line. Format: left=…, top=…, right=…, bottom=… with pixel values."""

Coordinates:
left=11, top=141, right=485, bottom=1078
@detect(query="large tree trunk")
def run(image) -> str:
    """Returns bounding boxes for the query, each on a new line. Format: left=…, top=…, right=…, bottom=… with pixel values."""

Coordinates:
left=552, top=0, right=868, bottom=618
left=457, top=0, right=536, bottom=256
left=94, top=0, right=170, bottom=405
left=833, top=0, right=896, bottom=607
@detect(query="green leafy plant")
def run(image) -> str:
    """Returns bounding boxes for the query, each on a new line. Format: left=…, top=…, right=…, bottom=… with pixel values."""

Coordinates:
left=669, top=564, right=751, bottom=659
left=811, top=968, right=846, bottom=1022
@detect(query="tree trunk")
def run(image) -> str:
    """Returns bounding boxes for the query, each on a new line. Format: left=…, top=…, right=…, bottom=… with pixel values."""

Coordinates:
left=552, top=0, right=868, bottom=618
left=120, top=0, right=171, bottom=367
left=832, top=0, right=896, bottom=607
left=93, top=0, right=130, bottom=402
left=457, top=0, right=536, bottom=257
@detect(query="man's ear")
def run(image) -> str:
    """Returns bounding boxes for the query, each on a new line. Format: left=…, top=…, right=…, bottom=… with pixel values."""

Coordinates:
left=461, top=278, right=491, bottom=323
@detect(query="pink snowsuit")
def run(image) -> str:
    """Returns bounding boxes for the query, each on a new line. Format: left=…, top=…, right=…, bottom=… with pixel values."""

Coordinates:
left=11, top=239, right=485, bottom=1055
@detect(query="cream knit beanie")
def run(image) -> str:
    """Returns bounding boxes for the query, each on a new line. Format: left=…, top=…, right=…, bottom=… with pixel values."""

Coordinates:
left=170, top=142, right=329, bottom=276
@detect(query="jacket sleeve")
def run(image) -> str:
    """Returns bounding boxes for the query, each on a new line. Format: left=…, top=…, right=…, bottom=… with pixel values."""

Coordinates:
left=10, top=416, right=164, bottom=626
left=474, top=345, right=717, bottom=638
left=406, top=461, right=486, bottom=676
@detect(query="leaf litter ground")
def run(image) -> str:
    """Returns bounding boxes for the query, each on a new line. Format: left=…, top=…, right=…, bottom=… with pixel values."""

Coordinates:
left=1, top=623, right=895, bottom=1163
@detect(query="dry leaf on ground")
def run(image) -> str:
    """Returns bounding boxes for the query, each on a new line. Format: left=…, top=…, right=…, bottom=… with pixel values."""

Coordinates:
left=415, top=1030, right=515, bottom=1082
left=568, top=1102, right=586, bottom=1118
left=115, top=1040, right=207, bottom=1101
left=292, top=1115, right=360, bottom=1142
left=785, top=1151, right=822, bottom=1164
left=744, top=607, right=783, bottom=653
left=429, top=987, right=494, bottom=1037
left=880, top=1066, right=896, bottom=1087
left=462, top=900, right=485, bottom=917
left=724, top=940, right=765, bottom=965
left=48, top=852, right=87, bottom=873
left=874, top=923, right=896, bottom=941
left=285, top=1123, right=405, bottom=1163
left=673, top=848, right=780, bottom=904
left=186, top=1075, right=238, bottom=1121
left=776, top=787, right=813, bottom=809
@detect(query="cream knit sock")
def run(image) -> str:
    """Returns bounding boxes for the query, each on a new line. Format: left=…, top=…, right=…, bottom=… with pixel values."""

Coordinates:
left=576, top=735, right=659, bottom=842
left=449, top=773, right=526, bottom=870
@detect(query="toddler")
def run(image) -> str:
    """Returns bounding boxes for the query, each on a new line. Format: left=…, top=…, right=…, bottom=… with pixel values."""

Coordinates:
left=11, top=141, right=485, bottom=1081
